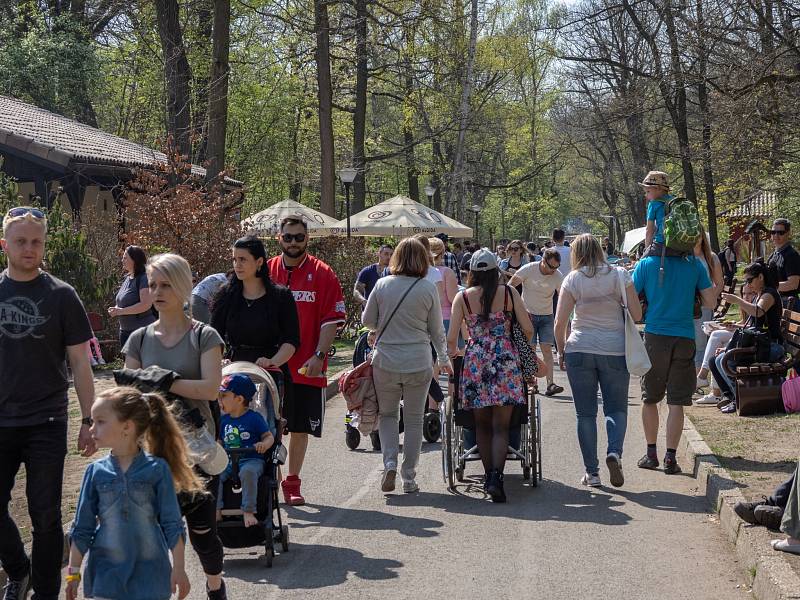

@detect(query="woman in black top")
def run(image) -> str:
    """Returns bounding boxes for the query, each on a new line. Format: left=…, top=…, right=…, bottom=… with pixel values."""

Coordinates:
left=108, top=245, right=155, bottom=347
left=710, top=260, right=784, bottom=406
left=211, top=236, right=300, bottom=377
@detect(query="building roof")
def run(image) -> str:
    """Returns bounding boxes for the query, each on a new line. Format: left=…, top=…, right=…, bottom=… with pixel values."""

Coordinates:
left=0, top=95, right=240, bottom=185
left=719, top=190, right=777, bottom=219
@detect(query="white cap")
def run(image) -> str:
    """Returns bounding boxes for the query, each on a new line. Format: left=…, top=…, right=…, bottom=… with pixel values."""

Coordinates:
left=470, top=248, right=498, bottom=271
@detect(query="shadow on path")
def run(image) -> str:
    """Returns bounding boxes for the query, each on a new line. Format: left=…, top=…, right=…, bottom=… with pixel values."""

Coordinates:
left=286, top=503, right=443, bottom=538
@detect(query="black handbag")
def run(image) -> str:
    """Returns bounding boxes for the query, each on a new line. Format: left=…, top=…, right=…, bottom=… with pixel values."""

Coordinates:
left=726, top=327, right=771, bottom=367
left=505, top=286, right=538, bottom=382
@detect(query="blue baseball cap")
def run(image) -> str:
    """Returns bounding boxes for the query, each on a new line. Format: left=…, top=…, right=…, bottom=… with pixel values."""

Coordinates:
left=219, top=373, right=256, bottom=402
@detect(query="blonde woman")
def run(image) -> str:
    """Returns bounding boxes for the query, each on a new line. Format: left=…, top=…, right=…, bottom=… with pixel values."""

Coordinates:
left=429, top=237, right=460, bottom=332
left=122, top=253, right=228, bottom=600
left=555, top=234, right=642, bottom=488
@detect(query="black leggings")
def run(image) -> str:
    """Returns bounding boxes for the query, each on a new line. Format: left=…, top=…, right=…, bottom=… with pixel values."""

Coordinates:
left=181, top=473, right=224, bottom=576
left=473, top=405, right=514, bottom=474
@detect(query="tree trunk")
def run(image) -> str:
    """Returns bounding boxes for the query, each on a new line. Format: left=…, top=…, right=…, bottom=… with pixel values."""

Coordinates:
left=351, top=0, right=368, bottom=213
left=205, top=0, right=230, bottom=183
left=314, top=0, right=336, bottom=216
left=154, top=0, right=193, bottom=158
left=432, top=139, right=444, bottom=212
left=194, top=0, right=213, bottom=164
left=447, top=0, right=479, bottom=224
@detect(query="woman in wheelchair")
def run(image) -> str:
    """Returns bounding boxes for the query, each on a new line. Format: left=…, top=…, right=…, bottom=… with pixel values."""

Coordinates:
left=447, top=249, right=533, bottom=502
left=216, top=374, right=276, bottom=527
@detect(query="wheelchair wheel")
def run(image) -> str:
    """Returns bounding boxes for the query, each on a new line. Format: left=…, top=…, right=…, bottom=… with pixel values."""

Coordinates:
left=345, top=426, right=360, bottom=450
left=443, top=396, right=456, bottom=491
left=536, top=398, right=543, bottom=482
left=423, top=411, right=441, bottom=443
left=280, top=525, right=289, bottom=552
left=370, top=431, right=381, bottom=451
left=265, top=544, right=274, bottom=568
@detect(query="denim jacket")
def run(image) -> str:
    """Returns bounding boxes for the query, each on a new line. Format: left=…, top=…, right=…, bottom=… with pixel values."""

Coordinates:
left=70, top=451, right=185, bottom=600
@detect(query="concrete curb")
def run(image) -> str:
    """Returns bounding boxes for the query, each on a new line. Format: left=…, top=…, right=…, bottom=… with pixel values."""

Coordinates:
left=681, top=418, right=800, bottom=600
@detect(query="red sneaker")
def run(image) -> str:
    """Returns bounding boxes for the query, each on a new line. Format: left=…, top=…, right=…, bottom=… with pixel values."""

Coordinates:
left=281, top=475, right=305, bottom=506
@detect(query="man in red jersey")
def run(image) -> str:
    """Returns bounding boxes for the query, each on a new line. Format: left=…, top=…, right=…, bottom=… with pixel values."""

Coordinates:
left=268, top=216, right=345, bottom=505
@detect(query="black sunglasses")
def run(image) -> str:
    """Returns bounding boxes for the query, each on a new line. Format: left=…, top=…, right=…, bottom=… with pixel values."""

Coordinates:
left=6, top=206, right=45, bottom=219
left=508, top=246, right=521, bottom=251
left=544, top=261, right=559, bottom=270
left=770, top=230, right=788, bottom=236
left=281, top=233, right=306, bottom=243
left=745, top=275, right=757, bottom=284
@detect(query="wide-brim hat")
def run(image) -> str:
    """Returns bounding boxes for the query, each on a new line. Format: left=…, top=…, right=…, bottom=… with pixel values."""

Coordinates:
left=638, top=170, right=670, bottom=190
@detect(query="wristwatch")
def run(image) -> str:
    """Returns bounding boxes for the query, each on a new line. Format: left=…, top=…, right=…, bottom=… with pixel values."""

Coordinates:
left=81, top=417, right=93, bottom=426
left=313, top=350, right=325, bottom=360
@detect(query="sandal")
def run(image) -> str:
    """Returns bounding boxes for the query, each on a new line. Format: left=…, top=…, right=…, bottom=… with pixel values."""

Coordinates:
left=545, top=383, right=564, bottom=396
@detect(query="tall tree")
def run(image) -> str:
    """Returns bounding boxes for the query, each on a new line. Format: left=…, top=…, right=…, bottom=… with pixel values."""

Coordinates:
left=206, top=0, right=230, bottom=182
left=351, top=0, right=368, bottom=213
left=314, top=0, right=336, bottom=216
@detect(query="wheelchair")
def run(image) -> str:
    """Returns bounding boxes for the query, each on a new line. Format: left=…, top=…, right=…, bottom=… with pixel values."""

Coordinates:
left=441, top=356, right=542, bottom=492
left=217, top=362, right=289, bottom=568
left=345, top=330, right=442, bottom=451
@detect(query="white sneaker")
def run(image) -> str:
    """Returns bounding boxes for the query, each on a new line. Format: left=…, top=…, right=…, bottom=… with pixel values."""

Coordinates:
left=581, top=473, right=602, bottom=487
left=402, top=479, right=419, bottom=493
left=696, top=376, right=709, bottom=388
left=695, top=393, right=721, bottom=405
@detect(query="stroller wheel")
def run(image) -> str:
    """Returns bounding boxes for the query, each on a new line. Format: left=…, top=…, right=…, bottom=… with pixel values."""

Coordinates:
left=265, top=544, right=274, bottom=568
left=281, top=525, right=289, bottom=552
left=345, top=426, right=361, bottom=450
left=455, top=467, right=465, bottom=482
left=370, top=431, right=381, bottom=451
left=423, top=412, right=442, bottom=443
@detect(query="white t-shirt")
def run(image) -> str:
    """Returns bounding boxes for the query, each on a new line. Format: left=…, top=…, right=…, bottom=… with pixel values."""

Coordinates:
left=561, top=265, right=632, bottom=356
left=425, top=266, right=442, bottom=284
left=514, top=262, right=563, bottom=315
left=555, top=245, right=572, bottom=277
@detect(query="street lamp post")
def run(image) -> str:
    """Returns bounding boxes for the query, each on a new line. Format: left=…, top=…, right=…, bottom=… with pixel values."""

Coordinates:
left=423, top=183, right=436, bottom=208
left=471, top=204, right=481, bottom=243
left=339, top=166, right=358, bottom=238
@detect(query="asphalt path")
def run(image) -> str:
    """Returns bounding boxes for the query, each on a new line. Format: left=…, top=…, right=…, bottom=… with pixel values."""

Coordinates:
left=173, top=369, right=750, bottom=600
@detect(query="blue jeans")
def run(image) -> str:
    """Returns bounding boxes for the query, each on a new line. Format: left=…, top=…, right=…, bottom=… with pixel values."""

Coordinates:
left=217, top=459, right=264, bottom=514
left=529, top=313, right=555, bottom=346
left=694, top=307, right=714, bottom=368
left=712, top=342, right=784, bottom=400
left=565, top=352, right=629, bottom=475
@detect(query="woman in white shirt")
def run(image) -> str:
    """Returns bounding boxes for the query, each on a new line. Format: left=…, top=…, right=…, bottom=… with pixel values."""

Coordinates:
left=554, top=234, right=642, bottom=489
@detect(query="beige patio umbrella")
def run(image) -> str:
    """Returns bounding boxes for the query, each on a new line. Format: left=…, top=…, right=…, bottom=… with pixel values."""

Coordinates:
left=331, top=195, right=473, bottom=237
left=243, top=199, right=339, bottom=238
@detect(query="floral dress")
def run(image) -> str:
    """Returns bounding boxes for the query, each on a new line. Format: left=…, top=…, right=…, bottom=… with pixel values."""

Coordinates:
left=461, top=294, right=525, bottom=409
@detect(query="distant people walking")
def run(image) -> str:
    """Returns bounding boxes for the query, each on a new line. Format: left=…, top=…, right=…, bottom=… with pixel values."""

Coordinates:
left=767, top=218, right=800, bottom=304
left=269, top=216, right=346, bottom=506
left=354, top=244, right=393, bottom=306
left=448, top=249, right=533, bottom=503
left=108, top=245, right=155, bottom=347
left=430, top=236, right=459, bottom=332
left=435, top=233, right=462, bottom=285
left=633, top=242, right=716, bottom=475
left=362, top=238, right=451, bottom=495
left=499, top=239, right=529, bottom=288
left=554, top=234, right=642, bottom=488
left=67, top=387, right=197, bottom=600
left=509, top=247, right=563, bottom=396
left=122, top=253, right=228, bottom=600
left=0, top=206, right=96, bottom=600
left=192, top=272, right=227, bottom=324
left=719, top=239, right=737, bottom=286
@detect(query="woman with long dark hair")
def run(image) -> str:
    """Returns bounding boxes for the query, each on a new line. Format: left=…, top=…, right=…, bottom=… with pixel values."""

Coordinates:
left=447, top=248, right=533, bottom=502
left=709, top=260, right=785, bottom=410
left=108, top=245, right=155, bottom=347
left=211, top=235, right=300, bottom=377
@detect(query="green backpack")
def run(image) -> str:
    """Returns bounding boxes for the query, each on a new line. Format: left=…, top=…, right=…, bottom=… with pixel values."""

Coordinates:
left=664, top=197, right=701, bottom=253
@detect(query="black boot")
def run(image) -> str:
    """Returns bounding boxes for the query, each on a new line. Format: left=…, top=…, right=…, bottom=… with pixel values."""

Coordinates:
left=486, top=469, right=506, bottom=502
left=207, top=580, right=228, bottom=600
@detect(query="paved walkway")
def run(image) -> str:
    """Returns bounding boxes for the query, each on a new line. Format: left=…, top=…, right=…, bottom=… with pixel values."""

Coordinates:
left=176, top=369, right=750, bottom=600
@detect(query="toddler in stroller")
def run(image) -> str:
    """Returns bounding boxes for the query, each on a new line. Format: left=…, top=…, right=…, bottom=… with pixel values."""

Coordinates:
left=216, top=363, right=289, bottom=568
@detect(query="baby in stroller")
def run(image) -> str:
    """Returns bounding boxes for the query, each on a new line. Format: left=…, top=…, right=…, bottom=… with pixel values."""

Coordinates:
left=216, top=373, right=275, bottom=527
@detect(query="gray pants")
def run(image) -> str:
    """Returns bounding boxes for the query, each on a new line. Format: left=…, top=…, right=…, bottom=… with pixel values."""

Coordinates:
left=781, top=462, right=800, bottom=539
left=373, top=365, right=433, bottom=483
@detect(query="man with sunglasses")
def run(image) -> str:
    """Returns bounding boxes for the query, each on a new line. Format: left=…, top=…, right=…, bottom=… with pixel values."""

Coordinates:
left=268, top=216, right=345, bottom=506
left=0, top=207, right=95, bottom=600
left=509, top=248, right=564, bottom=396
left=767, top=218, right=800, bottom=304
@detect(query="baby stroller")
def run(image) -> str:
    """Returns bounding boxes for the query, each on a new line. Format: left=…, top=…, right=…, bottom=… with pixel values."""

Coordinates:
left=217, top=362, right=289, bottom=568
left=345, top=330, right=443, bottom=450
left=441, top=356, right=542, bottom=492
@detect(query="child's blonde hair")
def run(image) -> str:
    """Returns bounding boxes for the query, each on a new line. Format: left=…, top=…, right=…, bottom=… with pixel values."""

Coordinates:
left=99, top=386, right=205, bottom=494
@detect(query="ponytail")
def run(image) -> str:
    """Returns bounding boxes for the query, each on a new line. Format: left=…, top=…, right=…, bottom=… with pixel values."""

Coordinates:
left=143, top=393, right=205, bottom=494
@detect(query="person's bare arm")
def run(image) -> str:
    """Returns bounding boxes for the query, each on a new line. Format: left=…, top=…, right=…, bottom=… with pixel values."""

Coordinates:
left=301, top=322, right=339, bottom=377
left=67, top=342, right=96, bottom=457
left=721, top=291, right=774, bottom=317
left=447, top=293, right=465, bottom=357
left=510, top=286, right=533, bottom=340
left=779, top=275, right=800, bottom=294
left=700, top=286, right=717, bottom=310
left=444, top=269, right=459, bottom=305
left=111, top=287, right=153, bottom=316
left=554, top=290, right=576, bottom=356
left=645, top=221, right=655, bottom=247
left=508, top=273, right=522, bottom=288
left=353, top=281, right=367, bottom=305
left=170, top=345, right=223, bottom=400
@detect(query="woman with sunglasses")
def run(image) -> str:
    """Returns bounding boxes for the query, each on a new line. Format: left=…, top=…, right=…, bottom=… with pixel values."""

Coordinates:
left=211, top=235, right=300, bottom=379
left=499, top=239, right=528, bottom=292
left=709, top=260, right=785, bottom=411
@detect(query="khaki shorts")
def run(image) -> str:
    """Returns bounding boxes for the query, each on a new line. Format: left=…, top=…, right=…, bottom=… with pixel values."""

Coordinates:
left=641, top=332, right=696, bottom=407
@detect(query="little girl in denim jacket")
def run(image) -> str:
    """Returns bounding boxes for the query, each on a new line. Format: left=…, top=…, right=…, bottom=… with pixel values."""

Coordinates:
left=66, top=387, right=205, bottom=600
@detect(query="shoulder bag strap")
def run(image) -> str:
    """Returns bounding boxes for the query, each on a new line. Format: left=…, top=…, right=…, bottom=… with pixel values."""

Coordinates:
left=463, top=291, right=473, bottom=315
left=374, top=278, right=422, bottom=346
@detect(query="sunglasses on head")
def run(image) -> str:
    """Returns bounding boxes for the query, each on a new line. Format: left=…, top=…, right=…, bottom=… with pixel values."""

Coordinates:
left=281, top=233, right=306, bottom=243
left=770, top=229, right=788, bottom=236
left=6, top=206, right=45, bottom=219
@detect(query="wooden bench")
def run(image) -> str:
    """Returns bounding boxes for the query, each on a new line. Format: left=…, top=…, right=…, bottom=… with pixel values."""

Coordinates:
left=722, top=309, right=800, bottom=416
left=712, top=278, right=738, bottom=320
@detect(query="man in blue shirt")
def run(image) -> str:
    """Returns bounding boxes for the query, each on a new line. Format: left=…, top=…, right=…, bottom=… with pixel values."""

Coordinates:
left=354, top=244, right=393, bottom=306
left=633, top=253, right=716, bottom=474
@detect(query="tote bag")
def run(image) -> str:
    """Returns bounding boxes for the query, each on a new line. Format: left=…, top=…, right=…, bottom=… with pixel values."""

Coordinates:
left=617, top=268, right=651, bottom=377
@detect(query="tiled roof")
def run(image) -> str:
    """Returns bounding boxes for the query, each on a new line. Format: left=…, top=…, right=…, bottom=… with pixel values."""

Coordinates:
left=719, top=190, right=777, bottom=218
left=0, top=95, right=240, bottom=185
